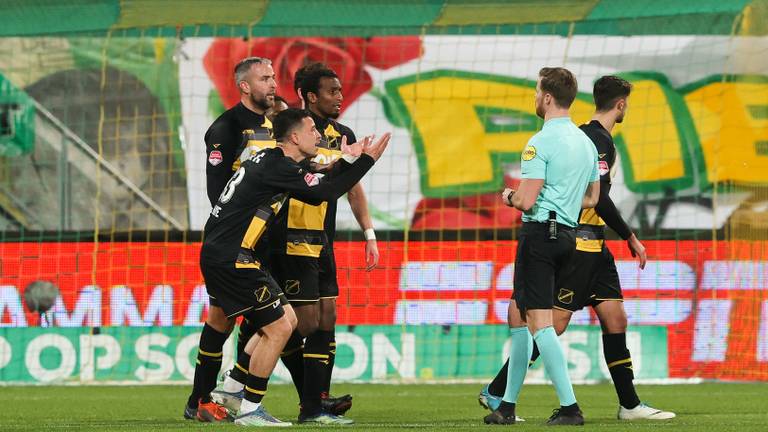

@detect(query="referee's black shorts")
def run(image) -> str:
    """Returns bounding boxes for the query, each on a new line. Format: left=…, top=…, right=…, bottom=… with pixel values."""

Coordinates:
left=201, top=259, right=285, bottom=328
left=554, top=245, right=623, bottom=312
left=512, top=221, right=576, bottom=314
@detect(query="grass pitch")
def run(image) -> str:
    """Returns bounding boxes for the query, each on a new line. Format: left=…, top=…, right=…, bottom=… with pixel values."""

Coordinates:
left=1, top=383, right=764, bottom=431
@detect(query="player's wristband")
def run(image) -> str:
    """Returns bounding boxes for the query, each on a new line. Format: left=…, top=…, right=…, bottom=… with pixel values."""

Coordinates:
left=364, top=228, right=376, bottom=241
left=342, top=153, right=360, bottom=164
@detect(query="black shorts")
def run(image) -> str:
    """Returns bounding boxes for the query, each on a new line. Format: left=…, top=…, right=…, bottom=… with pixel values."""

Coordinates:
left=201, top=261, right=285, bottom=328
left=318, top=246, right=339, bottom=299
left=554, top=246, right=622, bottom=312
left=270, top=254, right=320, bottom=304
left=512, top=222, right=576, bottom=313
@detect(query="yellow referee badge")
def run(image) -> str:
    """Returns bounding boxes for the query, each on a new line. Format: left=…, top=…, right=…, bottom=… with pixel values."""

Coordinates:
left=522, top=145, right=537, bottom=161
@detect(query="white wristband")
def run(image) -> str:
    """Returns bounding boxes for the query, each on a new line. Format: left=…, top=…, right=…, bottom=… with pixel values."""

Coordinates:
left=364, top=228, right=376, bottom=241
left=342, top=153, right=360, bottom=164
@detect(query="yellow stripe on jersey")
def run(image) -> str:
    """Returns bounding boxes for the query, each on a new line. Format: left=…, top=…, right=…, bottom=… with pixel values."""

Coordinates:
left=577, top=209, right=605, bottom=252
left=313, top=147, right=343, bottom=165
left=235, top=261, right=261, bottom=269
left=287, top=199, right=328, bottom=231
left=323, top=124, right=342, bottom=149
left=232, top=139, right=276, bottom=170
left=579, top=208, right=605, bottom=226
left=286, top=242, right=323, bottom=258
left=576, top=238, right=604, bottom=253
left=241, top=216, right=267, bottom=249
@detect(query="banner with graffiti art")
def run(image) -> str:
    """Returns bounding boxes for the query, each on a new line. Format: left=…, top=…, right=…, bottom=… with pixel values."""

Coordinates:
left=0, top=35, right=765, bottom=233
left=181, top=35, right=768, bottom=233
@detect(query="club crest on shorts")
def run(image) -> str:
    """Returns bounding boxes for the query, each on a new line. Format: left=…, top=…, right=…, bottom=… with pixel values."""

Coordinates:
left=522, top=145, right=536, bottom=161
left=255, top=285, right=271, bottom=302
left=284, top=279, right=301, bottom=295
left=557, top=288, right=574, bottom=304
left=304, top=173, right=319, bottom=186
left=208, top=150, right=223, bottom=166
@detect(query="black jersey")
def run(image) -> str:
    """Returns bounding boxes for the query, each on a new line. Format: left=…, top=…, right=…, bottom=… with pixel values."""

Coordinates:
left=201, top=147, right=375, bottom=267
left=204, top=102, right=274, bottom=206
left=268, top=111, right=357, bottom=258
left=576, top=120, right=632, bottom=252
left=309, top=110, right=357, bottom=245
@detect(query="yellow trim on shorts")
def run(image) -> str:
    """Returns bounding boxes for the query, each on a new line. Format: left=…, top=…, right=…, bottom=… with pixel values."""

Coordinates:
left=235, top=261, right=261, bottom=269
left=254, top=300, right=281, bottom=311
left=226, top=306, right=254, bottom=319
left=593, top=298, right=623, bottom=302
left=235, top=362, right=248, bottom=374
left=552, top=305, right=573, bottom=312
left=288, top=298, right=318, bottom=303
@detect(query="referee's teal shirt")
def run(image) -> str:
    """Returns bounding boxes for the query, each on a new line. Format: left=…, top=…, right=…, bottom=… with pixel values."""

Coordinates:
left=520, top=117, right=598, bottom=228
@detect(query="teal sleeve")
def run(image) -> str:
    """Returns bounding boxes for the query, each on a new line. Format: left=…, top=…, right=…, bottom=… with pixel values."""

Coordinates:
left=521, top=139, right=546, bottom=179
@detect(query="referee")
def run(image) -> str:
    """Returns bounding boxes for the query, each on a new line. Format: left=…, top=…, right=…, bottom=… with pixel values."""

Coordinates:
left=485, top=67, right=599, bottom=426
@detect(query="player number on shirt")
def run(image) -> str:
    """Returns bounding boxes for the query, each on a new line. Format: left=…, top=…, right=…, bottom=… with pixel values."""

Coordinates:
left=219, top=167, right=246, bottom=204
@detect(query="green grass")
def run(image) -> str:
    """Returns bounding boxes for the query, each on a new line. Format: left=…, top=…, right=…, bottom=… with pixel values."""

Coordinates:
left=1, top=383, right=764, bottom=431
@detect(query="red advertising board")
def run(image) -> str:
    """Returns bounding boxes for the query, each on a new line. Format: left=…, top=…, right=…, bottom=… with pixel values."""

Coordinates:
left=0, top=240, right=766, bottom=380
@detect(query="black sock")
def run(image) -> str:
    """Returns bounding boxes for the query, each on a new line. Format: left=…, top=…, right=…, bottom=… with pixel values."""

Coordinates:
left=316, top=329, right=335, bottom=395
left=244, top=374, right=269, bottom=404
left=187, top=323, right=229, bottom=407
left=280, top=331, right=305, bottom=401
left=603, top=333, right=640, bottom=409
left=302, top=331, right=331, bottom=415
left=230, top=351, right=250, bottom=384
left=488, top=358, right=508, bottom=397
left=530, top=341, right=540, bottom=366
left=498, top=401, right=516, bottom=417
left=561, top=402, right=581, bottom=414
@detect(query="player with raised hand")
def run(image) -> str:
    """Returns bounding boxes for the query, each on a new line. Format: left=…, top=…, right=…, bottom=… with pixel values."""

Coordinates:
left=199, top=107, right=387, bottom=426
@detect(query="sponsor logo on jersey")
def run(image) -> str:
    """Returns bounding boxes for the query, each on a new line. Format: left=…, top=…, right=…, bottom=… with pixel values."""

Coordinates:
left=522, top=145, right=536, bottom=161
left=208, top=150, right=223, bottom=166
left=304, top=173, right=320, bottom=187
left=598, top=160, right=610, bottom=176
